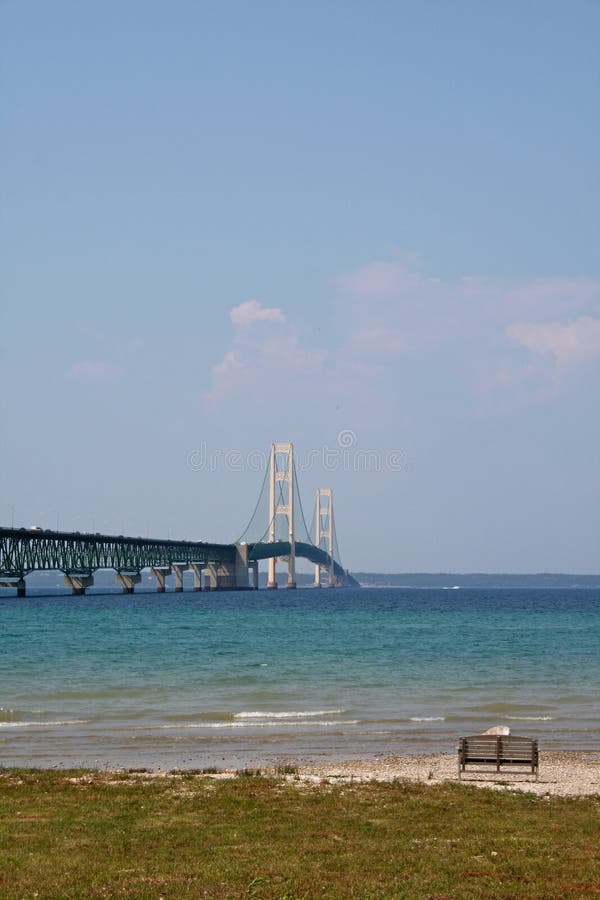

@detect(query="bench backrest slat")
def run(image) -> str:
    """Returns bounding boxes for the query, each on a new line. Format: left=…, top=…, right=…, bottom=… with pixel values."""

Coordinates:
left=458, top=735, right=538, bottom=779
left=459, top=735, right=538, bottom=763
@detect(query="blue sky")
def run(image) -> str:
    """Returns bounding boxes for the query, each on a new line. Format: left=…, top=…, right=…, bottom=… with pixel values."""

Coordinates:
left=2, top=1, right=599, bottom=572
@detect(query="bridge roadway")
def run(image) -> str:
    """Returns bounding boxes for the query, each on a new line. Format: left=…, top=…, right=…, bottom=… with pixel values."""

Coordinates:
left=247, top=541, right=358, bottom=587
left=0, top=527, right=358, bottom=595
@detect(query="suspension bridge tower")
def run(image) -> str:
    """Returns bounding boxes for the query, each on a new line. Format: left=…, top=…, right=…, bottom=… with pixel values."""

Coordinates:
left=267, top=442, right=296, bottom=589
left=314, top=487, right=335, bottom=587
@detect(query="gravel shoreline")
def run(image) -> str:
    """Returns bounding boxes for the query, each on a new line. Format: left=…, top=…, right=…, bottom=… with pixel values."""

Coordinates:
left=294, top=750, right=600, bottom=796
left=14, top=750, right=600, bottom=797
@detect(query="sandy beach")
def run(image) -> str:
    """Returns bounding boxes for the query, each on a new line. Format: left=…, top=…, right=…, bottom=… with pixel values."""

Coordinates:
left=292, top=750, right=600, bottom=796
left=110, top=750, right=600, bottom=797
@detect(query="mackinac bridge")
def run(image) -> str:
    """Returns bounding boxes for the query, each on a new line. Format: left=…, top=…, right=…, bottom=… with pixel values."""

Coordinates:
left=0, top=442, right=359, bottom=597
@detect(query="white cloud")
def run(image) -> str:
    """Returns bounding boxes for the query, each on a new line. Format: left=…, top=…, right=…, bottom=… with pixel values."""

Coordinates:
left=257, top=335, right=326, bottom=373
left=205, top=262, right=600, bottom=414
left=338, top=260, right=600, bottom=354
left=502, top=278, right=600, bottom=318
left=229, top=299, right=285, bottom=328
left=205, top=302, right=324, bottom=407
left=507, top=316, right=600, bottom=364
left=67, top=360, right=122, bottom=382
left=203, top=351, right=245, bottom=406
left=334, top=257, right=600, bottom=407
left=337, top=260, right=423, bottom=298
left=350, top=327, right=407, bottom=354
left=212, top=350, right=243, bottom=378
left=336, top=259, right=466, bottom=361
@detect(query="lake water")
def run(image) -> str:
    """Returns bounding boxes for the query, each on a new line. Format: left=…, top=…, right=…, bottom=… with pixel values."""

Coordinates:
left=1, top=587, right=599, bottom=769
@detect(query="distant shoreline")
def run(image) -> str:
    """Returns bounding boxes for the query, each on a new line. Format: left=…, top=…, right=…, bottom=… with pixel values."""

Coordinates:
left=351, top=573, right=600, bottom=588
left=19, top=570, right=600, bottom=590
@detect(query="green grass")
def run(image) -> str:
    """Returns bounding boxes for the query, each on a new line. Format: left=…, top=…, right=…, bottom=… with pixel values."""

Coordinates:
left=1, top=769, right=599, bottom=898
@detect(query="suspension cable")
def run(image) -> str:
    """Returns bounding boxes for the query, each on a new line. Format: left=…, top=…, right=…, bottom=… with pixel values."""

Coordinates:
left=235, top=463, right=269, bottom=543
left=293, top=460, right=315, bottom=545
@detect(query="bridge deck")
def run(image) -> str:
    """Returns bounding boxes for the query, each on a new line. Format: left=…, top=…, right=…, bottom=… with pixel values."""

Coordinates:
left=0, top=527, right=234, bottom=578
left=0, top=528, right=358, bottom=589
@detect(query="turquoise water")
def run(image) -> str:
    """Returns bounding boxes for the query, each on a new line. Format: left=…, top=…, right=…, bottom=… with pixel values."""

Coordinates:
left=1, top=587, right=599, bottom=768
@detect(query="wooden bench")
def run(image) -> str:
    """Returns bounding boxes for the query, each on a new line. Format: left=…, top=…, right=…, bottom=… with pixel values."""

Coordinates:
left=458, top=735, right=539, bottom=780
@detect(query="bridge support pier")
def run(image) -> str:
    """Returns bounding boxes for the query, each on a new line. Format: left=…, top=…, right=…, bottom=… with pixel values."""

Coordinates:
left=250, top=560, right=259, bottom=590
left=267, top=558, right=278, bottom=590
left=63, top=574, right=94, bottom=595
left=190, top=563, right=204, bottom=591
left=0, top=578, right=26, bottom=597
left=172, top=564, right=189, bottom=592
left=204, top=563, right=235, bottom=590
left=204, top=549, right=250, bottom=591
left=204, top=564, right=216, bottom=591
left=116, top=571, right=141, bottom=594
left=150, top=567, right=171, bottom=592
left=235, top=544, right=249, bottom=590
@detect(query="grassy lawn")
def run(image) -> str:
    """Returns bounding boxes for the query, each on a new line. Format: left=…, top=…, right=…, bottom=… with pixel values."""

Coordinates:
left=1, top=769, right=599, bottom=898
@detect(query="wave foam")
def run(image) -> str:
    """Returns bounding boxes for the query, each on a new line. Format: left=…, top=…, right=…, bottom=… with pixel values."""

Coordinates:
left=161, top=719, right=358, bottom=730
left=0, top=719, right=90, bottom=728
left=409, top=716, right=445, bottom=722
left=234, top=710, right=344, bottom=720
left=507, top=715, right=555, bottom=721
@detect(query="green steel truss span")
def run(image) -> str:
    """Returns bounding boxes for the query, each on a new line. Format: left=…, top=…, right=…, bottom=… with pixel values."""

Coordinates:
left=0, top=527, right=234, bottom=578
